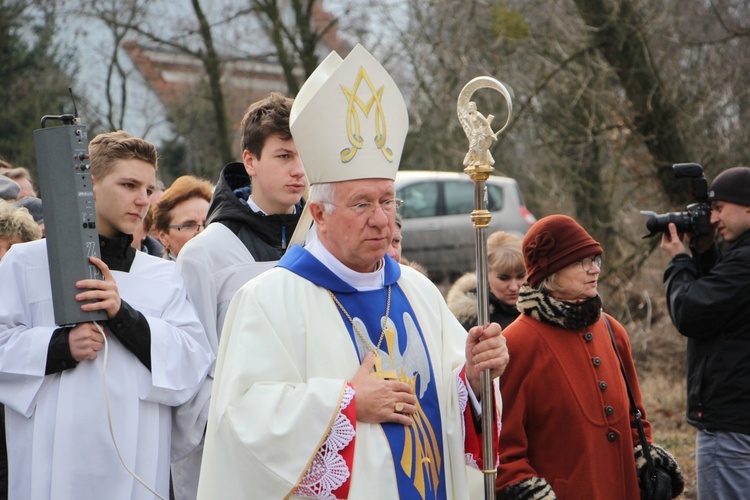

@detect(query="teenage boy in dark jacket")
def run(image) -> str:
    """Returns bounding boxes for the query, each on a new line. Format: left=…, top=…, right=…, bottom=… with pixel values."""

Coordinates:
left=660, top=166, right=750, bottom=500
left=172, top=92, right=307, bottom=499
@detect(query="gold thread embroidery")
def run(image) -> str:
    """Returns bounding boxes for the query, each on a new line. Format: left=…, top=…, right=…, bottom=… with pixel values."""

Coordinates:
left=329, top=288, right=442, bottom=496
left=340, top=67, right=394, bottom=163
left=328, top=286, right=395, bottom=380
left=401, top=372, right=441, bottom=498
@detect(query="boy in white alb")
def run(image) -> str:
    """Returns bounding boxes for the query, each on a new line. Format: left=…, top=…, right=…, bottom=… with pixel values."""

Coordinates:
left=0, top=131, right=213, bottom=500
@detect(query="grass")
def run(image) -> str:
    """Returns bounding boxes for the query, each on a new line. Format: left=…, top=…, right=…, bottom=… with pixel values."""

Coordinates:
left=631, top=316, right=697, bottom=499
left=638, top=361, right=696, bottom=499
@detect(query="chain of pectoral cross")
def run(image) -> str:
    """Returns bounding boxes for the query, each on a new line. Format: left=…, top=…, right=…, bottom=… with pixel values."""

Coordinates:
left=328, top=285, right=397, bottom=380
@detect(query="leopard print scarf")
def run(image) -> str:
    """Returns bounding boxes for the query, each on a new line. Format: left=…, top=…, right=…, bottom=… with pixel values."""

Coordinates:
left=516, top=283, right=602, bottom=330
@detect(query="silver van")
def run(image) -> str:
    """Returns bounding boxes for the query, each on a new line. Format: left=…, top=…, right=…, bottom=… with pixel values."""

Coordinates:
left=394, top=170, right=536, bottom=281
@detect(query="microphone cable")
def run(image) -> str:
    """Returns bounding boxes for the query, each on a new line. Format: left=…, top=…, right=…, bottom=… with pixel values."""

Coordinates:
left=93, top=320, right=167, bottom=500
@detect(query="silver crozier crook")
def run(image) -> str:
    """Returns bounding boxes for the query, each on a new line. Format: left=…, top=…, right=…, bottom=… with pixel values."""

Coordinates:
left=457, top=76, right=513, bottom=499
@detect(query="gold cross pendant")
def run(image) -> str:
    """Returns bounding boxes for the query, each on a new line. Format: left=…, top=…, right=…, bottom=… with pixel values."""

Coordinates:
left=371, top=353, right=398, bottom=380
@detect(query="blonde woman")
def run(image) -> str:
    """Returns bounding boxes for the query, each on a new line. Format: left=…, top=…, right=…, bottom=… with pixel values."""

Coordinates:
left=447, top=231, right=525, bottom=330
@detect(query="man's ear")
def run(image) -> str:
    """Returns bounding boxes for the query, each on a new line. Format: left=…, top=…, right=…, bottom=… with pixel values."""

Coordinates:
left=242, top=150, right=256, bottom=177
left=309, top=202, right=327, bottom=227
left=158, top=229, right=170, bottom=249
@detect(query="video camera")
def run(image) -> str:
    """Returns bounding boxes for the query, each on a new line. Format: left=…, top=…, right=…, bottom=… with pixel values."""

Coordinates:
left=640, top=163, right=712, bottom=238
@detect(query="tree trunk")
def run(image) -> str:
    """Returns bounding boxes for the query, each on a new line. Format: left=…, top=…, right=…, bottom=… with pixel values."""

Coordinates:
left=191, top=0, right=233, bottom=165
left=572, top=0, right=689, bottom=204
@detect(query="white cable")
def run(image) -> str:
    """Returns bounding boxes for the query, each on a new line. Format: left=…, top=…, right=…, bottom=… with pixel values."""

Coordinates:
left=93, top=320, right=167, bottom=500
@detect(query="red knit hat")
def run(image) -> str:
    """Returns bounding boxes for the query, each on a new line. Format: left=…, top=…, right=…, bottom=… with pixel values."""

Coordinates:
left=522, top=214, right=603, bottom=288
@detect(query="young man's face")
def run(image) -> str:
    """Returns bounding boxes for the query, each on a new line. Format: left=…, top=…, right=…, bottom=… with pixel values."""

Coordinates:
left=93, top=158, right=155, bottom=238
left=710, top=200, right=750, bottom=242
left=242, top=133, right=307, bottom=215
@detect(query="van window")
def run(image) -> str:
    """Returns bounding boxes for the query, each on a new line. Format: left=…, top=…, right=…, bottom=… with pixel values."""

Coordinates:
left=487, top=183, right=505, bottom=212
left=399, top=182, right=439, bottom=219
left=444, top=181, right=475, bottom=215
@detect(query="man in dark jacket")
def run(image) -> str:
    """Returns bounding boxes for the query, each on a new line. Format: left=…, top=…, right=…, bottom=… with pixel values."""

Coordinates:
left=660, top=166, right=750, bottom=500
left=172, top=92, right=307, bottom=499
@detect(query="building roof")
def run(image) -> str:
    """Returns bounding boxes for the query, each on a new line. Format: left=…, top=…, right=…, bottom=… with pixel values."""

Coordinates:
left=124, top=5, right=349, bottom=132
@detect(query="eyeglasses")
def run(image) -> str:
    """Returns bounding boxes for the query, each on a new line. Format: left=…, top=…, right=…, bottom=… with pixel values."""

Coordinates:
left=168, top=221, right=206, bottom=233
left=325, top=198, right=403, bottom=217
left=576, top=255, right=602, bottom=272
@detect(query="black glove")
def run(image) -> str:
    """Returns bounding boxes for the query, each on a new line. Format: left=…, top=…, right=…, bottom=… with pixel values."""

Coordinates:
left=498, top=476, right=556, bottom=500
left=634, top=444, right=685, bottom=500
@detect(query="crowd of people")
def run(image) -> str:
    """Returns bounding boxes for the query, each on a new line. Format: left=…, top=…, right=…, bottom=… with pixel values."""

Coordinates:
left=1, top=42, right=748, bottom=500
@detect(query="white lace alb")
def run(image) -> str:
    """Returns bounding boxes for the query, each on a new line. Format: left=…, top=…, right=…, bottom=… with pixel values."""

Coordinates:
left=293, top=386, right=356, bottom=499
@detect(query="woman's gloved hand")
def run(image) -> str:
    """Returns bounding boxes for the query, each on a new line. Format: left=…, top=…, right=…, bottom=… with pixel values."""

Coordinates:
left=634, top=443, right=685, bottom=499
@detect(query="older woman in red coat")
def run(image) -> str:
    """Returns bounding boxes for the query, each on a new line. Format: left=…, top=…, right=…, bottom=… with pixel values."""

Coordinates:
left=496, top=215, right=684, bottom=499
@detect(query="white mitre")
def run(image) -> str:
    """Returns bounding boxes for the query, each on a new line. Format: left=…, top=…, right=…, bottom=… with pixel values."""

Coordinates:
left=289, top=43, right=409, bottom=246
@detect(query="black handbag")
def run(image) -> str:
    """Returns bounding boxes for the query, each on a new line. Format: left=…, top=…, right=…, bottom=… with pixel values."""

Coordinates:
left=603, top=315, right=673, bottom=500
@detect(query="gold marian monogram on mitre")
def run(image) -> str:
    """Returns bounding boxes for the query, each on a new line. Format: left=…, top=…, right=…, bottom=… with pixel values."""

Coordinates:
left=339, top=67, right=394, bottom=163
left=328, top=285, right=397, bottom=379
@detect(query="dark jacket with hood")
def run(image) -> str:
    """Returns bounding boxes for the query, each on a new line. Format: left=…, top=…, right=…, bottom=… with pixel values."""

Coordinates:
left=664, top=229, right=750, bottom=434
left=207, top=162, right=304, bottom=259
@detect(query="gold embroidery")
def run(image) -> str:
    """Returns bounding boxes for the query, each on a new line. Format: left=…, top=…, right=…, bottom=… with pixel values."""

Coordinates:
left=329, top=288, right=442, bottom=496
left=340, top=67, right=394, bottom=163
left=400, top=372, right=441, bottom=498
left=328, top=286, right=395, bottom=380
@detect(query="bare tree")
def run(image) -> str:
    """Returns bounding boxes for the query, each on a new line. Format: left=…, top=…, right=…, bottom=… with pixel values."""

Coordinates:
left=78, top=0, right=245, bottom=167
left=250, top=0, right=342, bottom=95
left=73, top=0, right=146, bottom=131
left=72, top=0, right=346, bottom=178
left=378, top=0, right=750, bottom=320
left=0, top=0, right=72, bottom=174
left=571, top=0, right=689, bottom=203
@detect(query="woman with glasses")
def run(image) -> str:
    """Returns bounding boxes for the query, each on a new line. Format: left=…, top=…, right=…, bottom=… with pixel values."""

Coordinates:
left=152, top=175, right=213, bottom=260
left=495, top=215, right=683, bottom=500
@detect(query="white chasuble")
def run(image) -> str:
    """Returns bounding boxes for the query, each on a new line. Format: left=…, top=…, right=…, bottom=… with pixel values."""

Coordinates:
left=198, top=245, right=497, bottom=499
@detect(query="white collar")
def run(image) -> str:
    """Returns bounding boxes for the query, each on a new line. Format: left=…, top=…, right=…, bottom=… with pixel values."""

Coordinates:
left=246, top=195, right=266, bottom=215
left=306, top=235, right=384, bottom=291
left=246, top=195, right=297, bottom=215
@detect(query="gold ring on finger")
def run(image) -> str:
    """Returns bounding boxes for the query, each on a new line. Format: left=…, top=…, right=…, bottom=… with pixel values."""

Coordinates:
left=395, top=402, right=404, bottom=413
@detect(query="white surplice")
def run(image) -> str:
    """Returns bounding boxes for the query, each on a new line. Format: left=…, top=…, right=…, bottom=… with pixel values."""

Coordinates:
left=172, top=221, right=277, bottom=498
left=0, top=240, right=213, bottom=500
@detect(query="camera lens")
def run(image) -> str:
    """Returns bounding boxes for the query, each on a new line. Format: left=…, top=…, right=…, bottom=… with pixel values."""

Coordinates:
left=640, top=211, right=693, bottom=238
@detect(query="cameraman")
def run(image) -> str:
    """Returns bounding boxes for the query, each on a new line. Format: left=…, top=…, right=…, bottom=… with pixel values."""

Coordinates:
left=660, top=166, right=750, bottom=500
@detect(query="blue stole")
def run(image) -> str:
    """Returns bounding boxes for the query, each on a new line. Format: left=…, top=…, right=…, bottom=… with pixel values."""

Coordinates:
left=278, top=246, right=447, bottom=499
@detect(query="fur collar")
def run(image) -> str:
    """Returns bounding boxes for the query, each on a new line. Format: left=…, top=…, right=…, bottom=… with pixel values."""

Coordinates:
left=447, top=272, right=520, bottom=328
left=516, top=284, right=602, bottom=330
left=446, top=273, right=482, bottom=325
